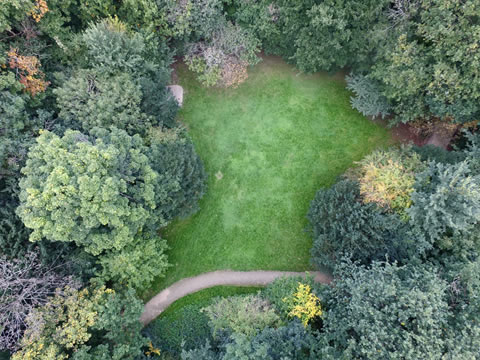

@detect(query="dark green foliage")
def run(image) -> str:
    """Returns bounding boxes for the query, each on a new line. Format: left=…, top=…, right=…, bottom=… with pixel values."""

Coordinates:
left=139, top=72, right=178, bottom=129
left=0, top=91, right=47, bottom=188
left=82, top=19, right=146, bottom=74
left=145, top=304, right=213, bottom=357
left=55, top=18, right=177, bottom=134
left=189, top=0, right=225, bottom=39
left=308, top=180, right=409, bottom=270
left=0, top=91, right=58, bottom=260
left=222, top=322, right=319, bottom=360
left=346, top=73, right=390, bottom=119
left=463, top=131, right=480, bottom=176
left=371, top=0, right=480, bottom=123
left=322, top=260, right=450, bottom=359
left=181, top=342, right=219, bottom=360
left=294, top=0, right=391, bottom=73
left=55, top=70, right=150, bottom=134
left=261, top=0, right=315, bottom=59
left=440, top=257, right=480, bottom=359
left=182, top=320, right=323, bottom=360
left=230, top=0, right=281, bottom=55
left=412, top=145, right=466, bottom=165
left=147, top=127, right=206, bottom=222
left=0, top=201, right=31, bottom=258
left=408, top=161, right=480, bottom=245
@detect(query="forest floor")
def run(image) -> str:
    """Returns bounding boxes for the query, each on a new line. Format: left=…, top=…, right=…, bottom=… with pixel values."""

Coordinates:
left=142, top=56, right=392, bottom=300
left=141, top=270, right=332, bottom=325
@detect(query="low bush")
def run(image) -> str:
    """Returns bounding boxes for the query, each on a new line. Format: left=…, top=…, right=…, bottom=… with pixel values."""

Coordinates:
left=145, top=304, right=212, bottom=357
left=202, top=294, right=282, bottom=339
left=262, top=275, right=316, bottom=320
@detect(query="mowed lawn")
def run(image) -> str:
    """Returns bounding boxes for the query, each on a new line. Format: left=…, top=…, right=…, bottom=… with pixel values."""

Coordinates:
left=143, top=56, right=392, bottom=299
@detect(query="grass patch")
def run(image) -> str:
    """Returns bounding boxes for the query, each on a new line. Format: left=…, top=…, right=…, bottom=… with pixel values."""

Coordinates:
left=144, top=56, right=392, bottom=300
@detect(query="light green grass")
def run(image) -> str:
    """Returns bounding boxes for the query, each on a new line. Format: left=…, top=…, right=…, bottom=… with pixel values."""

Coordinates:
left=159, top=286, right=261, bottom=321
left=143, top=56, right=392, bottom=300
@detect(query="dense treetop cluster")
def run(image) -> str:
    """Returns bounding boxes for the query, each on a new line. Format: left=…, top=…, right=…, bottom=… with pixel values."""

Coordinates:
left=1, top=0, right=479, bottom=359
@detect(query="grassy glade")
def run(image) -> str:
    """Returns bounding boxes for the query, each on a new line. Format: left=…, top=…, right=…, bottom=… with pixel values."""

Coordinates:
left=144, top=56, right=392, bottom=299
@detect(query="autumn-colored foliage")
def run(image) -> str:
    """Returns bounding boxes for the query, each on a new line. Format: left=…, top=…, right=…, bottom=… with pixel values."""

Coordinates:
left=347, top=147, right=424, bottom=215
left=283, top=283, right=322, bottom=327
left=7, top=48, right=49, bottom=96
left=220, top=59, right=249, bottom=88
left=29, top=0, right=49, bottom=22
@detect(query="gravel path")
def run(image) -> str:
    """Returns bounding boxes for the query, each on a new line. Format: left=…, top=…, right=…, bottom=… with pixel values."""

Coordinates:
left=141, top=270, right=333, bottom=325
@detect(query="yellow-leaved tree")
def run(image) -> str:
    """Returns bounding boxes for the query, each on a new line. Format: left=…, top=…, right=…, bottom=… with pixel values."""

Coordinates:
left=283, top=283, right=322, bottom=327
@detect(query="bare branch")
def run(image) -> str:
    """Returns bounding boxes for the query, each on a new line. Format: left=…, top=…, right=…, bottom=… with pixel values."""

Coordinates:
left=0, top=251, right=79, bottom=352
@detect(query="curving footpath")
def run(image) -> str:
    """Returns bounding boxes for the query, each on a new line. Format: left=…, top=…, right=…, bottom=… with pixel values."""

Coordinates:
left=141, top=270, right=333, bottom=326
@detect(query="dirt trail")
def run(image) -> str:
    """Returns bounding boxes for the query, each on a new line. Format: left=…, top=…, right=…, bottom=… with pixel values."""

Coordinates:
left=141, top=270, right=333, bottom=325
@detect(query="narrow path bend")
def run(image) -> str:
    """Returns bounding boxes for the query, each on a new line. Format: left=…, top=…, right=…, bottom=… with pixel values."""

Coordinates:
left=141, top=270, right=333, bottom=325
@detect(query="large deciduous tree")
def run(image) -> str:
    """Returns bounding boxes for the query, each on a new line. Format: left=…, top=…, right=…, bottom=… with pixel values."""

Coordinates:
left=294, top=0, right=391, bottom=73
left=17, top=125, right=205, bottom=289
left=16, top=128, right=169, bottom=288
left=17, top=128, right=158, bottom=255
left=372, top=0, right=480, bottom=123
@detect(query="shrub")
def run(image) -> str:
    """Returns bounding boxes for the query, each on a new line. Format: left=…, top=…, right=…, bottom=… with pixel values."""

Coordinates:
left=202, top=294, right=282, bottom=339
left=346, top=73, right=390, bottom=119
left=308, top=180, right=407, bottom=270
left=263, top=275, right=316, bottom=320
left=145, top=304, right=212, bottom=357
left=283, top=283, right=322, bottom=327
left=185, top=22, right=261, bottom=87
left=348, top=146, right=424, bottom=215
